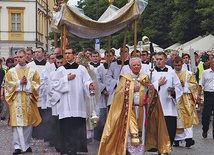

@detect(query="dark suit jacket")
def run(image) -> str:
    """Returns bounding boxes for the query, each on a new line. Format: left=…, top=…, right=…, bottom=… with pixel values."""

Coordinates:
left=0, top=69, right=5, bottom=86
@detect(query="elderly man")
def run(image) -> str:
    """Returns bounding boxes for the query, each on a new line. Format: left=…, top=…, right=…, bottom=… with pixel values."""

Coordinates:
left=99, top=57, right=171, bottom=155
left=166, top=50, right=178, bottom=69
left=5, top=49, right=41, bottom=154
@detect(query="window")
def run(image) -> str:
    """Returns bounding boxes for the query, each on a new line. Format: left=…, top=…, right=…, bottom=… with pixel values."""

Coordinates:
left=11, top=13, right=21, bottom=31
left=7, top=7, right=25, bottom=40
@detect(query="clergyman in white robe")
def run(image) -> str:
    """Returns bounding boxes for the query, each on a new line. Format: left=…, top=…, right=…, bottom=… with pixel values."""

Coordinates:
left=52, top=62, right=93, bottom=154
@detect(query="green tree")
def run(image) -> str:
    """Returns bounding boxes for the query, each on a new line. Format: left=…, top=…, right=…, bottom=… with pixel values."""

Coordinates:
left=195, top=0, right=214, bottom=35
left=169, top=0, right=202, bottom=44
left=49, top=0, right=214, bottom=52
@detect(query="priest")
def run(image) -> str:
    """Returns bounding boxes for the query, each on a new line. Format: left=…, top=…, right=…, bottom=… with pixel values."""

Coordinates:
left=99, top=57, right=171, bottom=155
left=173, top=56, right=199, bottom=147
left=5, top=49, right=41, bottom=154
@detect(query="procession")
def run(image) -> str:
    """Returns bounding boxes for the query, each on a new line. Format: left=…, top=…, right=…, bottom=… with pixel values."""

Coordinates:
left=0, top=0, right=214, bottom=155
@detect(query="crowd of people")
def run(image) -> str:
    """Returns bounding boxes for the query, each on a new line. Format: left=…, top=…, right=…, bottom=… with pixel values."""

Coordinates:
left=0, top=46, right=214, bottom=155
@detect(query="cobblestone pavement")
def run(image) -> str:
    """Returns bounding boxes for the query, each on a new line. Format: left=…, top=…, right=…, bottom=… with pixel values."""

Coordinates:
left=0, top=114, right=213, bottom=155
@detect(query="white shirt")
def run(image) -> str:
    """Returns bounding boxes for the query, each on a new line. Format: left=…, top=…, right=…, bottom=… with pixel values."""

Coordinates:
left=199, top=68, right=214, bottom=92
left=182, top=63, right=191, bottom=71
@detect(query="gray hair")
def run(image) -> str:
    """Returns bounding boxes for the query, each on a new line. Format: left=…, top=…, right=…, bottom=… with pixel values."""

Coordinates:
left=171, top=50, right=178, bottom=55
left=129, top=57, right=142, bottom=66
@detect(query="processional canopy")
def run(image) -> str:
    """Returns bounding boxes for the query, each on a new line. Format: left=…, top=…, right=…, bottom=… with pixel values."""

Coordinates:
left=51, top=0, right=148, bottom=39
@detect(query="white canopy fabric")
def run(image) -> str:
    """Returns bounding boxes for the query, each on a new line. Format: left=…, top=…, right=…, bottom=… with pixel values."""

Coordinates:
left=51, top=0, right=148, bottom=39
left=182, top=34, right=214, bottom=52
left=165, top=36, right=203, bottom=51
left=180, top=36, right=203, bottom=51
left=165, top=43, right=181, bottom=50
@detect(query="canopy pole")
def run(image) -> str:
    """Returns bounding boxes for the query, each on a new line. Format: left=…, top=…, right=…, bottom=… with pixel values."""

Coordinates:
left=120, top=0, right=130, bottom=67
left=107, top=0, right=114, bottom=69
left=134, top=19, right=137, bottom=57
left=60, top=24, right=66, bottom=63
left=60, top=28, right=63, bottom=51
left=63, top=24, right=66, bottom=51
left=54, top=32, right=58, bottom=52
left=107, top=35, right=111, bottom=69
left=121, top=28, right=127, bottom=70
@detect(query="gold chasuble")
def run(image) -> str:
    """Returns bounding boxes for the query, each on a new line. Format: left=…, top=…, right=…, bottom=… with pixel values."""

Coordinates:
left=5, top=67, right=41, bottom=127
left=98, top=73, right=171, bottom=155
left=176, top=71, right=199, bottom=132
left=145, top=86, right=172, bottom=154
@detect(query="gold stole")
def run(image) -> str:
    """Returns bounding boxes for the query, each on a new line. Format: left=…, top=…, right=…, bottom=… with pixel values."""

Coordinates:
left=98, top=73, right=149, bottom=155
left=129, top=77, right=145, bottom=145
left=176, top=71, right=199, bottom=131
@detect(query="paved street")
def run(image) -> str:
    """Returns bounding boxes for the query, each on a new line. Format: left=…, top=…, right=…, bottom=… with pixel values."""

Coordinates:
left=0, top=113, right=213, bottom=155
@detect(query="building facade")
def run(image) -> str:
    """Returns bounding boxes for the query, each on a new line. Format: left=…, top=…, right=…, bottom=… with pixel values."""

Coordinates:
left=0, top=0, right=54, bottom=58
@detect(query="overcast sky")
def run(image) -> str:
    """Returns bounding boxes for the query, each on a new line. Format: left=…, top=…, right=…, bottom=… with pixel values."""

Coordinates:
left=68, top=0, right=78, bottom=6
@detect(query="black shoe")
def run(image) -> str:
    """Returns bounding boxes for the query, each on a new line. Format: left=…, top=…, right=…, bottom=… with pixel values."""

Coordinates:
left=147, top=148, right=158, bottom=152
left=185, top=139, right=195, bottom=147
left=1, top=117, right=6, bottom=120
left=126, top=149, right=130, bottom=155
left=49, top=142, right=55, bottom=147
left=55, top=145, right=61, bottom=152
left=13, top=149, right=21, bottom=155
left=173, top=140, right=179, bottom=147
left=67, top=151, right=77, bottom=155
left=202, top=132, right=207, bottom=138
left=26, top=147, right=32, bottom=153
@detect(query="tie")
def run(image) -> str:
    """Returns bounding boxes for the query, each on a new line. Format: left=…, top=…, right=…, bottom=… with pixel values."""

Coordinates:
left=187, top=64, right=190, bottom=71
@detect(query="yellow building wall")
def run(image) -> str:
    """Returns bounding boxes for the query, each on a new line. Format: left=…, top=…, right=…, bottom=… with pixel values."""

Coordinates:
left=7, top=7, right=25, bottom=41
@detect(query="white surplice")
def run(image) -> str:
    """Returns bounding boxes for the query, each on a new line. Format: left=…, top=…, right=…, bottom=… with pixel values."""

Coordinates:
left=40, top=63, right=56, bottom=109
left=47, top=69, right=61, bottom=116
left=149, top=66, right=183, bottom=116
left=52, top=63, right=93, bottom=119
left=106, top=61, right=129, bottom=106
left=27, top=61, right=49, bottom=107
left=97, top=63, right=108, bottom=109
